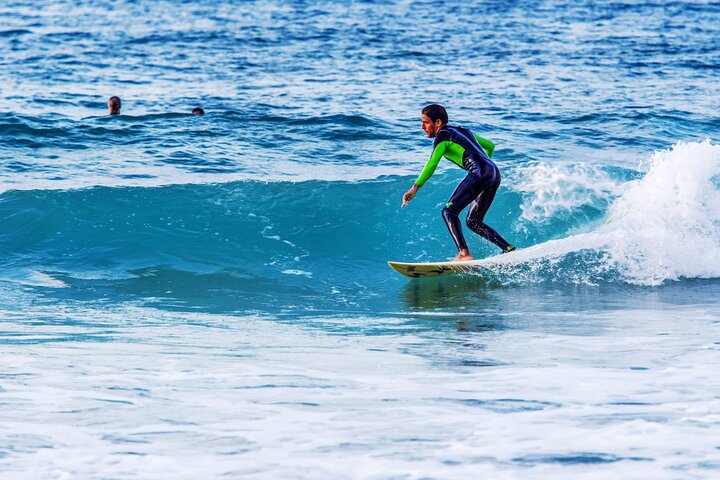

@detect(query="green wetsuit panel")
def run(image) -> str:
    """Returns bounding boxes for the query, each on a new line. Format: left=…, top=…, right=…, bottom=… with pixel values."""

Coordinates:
left=474, top=134, right=495, bottom=158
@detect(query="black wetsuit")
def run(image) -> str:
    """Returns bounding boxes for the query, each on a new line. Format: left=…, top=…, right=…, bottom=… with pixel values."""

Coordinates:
left=414, top=124, right=512, bottom=253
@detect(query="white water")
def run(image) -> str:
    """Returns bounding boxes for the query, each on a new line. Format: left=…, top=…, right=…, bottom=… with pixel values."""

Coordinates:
left=1, top=301, right=719, bottom=479
left=488, top=141, right=720, bottom=286
left=513, top=162, right=621, bottom=224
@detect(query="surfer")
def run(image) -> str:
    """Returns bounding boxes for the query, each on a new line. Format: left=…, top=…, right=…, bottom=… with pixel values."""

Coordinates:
left=108, top=96, right=121, bottom=115
left=402, top=104, right=515, bottom=261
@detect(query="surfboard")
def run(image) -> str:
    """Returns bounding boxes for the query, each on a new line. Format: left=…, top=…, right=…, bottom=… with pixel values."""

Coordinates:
left=387, top=259, right=488, bottom=278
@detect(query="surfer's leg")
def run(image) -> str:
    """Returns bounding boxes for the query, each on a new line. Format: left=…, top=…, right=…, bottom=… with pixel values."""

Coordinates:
left=466, top=173, right=514, bottom=252
left=442, top=174, right=483, bottom=259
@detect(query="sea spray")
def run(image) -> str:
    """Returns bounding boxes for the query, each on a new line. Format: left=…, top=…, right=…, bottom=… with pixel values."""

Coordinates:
left=512, top=163, right=622, bottom=225
left=601, top=140, right=720, bottom=284
left=483, top=141, right=720, bottom=286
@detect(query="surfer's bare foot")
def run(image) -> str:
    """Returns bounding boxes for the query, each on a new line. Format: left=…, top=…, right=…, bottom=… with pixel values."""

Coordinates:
left=453, top=249, right=473, bottom=262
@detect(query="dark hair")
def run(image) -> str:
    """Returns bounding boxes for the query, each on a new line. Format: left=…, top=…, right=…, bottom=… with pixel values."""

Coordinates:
left=191, top=107, right=205, bottom=115
left=422, top=104, right=448, bottom=125
left=108, top=96, right=121, bottom=114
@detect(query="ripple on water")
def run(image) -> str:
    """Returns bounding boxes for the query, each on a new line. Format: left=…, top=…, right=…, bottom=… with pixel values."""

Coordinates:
left=512, top=453, right=653, bottom=465
left=438, top=398, right=562, bottom=413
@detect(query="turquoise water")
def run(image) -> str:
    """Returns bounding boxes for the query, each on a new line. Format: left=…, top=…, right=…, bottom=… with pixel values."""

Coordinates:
left=1, top=1, right=720, bottom=478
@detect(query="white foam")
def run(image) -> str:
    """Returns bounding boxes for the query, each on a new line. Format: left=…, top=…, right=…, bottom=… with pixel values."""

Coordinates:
left=601, top=140, right=720, bottom=284
left=0, top=161, right=397, bottom=195
left=281, top=269, right=313, bottom=277
left=1, top=302, right=719, bottom=479
left=490, top=140, right=720, bottom=285
left=0, top=269, right=68, bottom=288
left=513, top=162, right=621, bottom=224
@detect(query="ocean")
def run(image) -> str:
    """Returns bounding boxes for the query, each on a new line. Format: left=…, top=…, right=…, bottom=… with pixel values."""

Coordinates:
left=1, top=0, right=719, bottom=478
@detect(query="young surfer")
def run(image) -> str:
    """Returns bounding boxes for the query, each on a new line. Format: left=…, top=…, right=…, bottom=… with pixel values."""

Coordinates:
left=402, top=104, right=515, bottom=261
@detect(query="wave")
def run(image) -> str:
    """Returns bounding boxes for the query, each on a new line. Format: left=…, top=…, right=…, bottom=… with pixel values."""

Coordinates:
left=0, top=141, right=718, bottom=296
left=481, top=140, right=720, bottom=285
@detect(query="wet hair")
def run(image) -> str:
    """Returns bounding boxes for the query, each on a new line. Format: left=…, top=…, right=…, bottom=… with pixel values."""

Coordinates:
left=108, top=96, right=121, bottom=115
left=191, top=107, right=205, bottom=115
left=421, top=104, right=448, bottom=125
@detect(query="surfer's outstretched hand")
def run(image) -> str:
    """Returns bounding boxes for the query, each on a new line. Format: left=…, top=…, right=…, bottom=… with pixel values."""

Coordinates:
left=402, top=185, right=419, bottom=207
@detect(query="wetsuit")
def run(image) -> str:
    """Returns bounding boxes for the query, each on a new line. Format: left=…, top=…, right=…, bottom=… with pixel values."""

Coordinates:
left=415, top=124, right=513, bottom=252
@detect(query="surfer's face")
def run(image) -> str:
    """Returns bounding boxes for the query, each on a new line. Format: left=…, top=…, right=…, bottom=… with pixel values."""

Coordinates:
left=421, top=114, right=442, bottom=138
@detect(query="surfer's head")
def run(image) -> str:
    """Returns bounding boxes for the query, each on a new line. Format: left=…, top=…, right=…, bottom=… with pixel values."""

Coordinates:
left=191, top=107, right=205, bottom=115
left=108, top=96, right=121, bottom=115
left=421, top=104, right=447, bottom=138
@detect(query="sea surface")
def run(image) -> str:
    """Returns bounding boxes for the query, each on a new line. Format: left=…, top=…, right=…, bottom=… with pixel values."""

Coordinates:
left=1, top=1, right=720, bottom=478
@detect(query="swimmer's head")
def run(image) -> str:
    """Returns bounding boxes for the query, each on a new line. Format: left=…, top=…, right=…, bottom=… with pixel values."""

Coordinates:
left=108, top=96, right=121, bottom=115
left=421, top=104, right=447, bottom=138
left=191, top=107, right=205, bottom=115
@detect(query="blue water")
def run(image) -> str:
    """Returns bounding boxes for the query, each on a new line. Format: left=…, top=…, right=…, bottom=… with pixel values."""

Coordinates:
left=2, top=1, right=720, bottom=478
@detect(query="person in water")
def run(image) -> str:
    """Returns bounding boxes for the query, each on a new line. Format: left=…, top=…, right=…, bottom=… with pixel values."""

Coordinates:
left=402, top=104, right=516, bottom=261
left=108, top=96, right=121, bottom=115
left=191, top=107, right=205, bottom=115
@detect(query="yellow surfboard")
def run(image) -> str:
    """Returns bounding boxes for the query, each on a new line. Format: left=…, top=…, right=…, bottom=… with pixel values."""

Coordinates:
left=387, top=260, right=487, bottom=278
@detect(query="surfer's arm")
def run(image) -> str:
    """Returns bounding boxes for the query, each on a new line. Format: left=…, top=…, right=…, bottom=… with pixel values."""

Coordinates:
left=403, top=136, right=449, bottom=207
left=403, top=142, right=447, bottom=207
left=414, top=141, right=449, bottom=187
left=473, top=134, right=495, bottom=158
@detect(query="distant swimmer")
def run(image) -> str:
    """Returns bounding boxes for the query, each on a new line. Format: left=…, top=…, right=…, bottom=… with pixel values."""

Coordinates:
left=402, top=104, right=515, bottom=261
left=108, top=96, right=121, bottom=115
left=191, top=107, right=205, bottom=115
